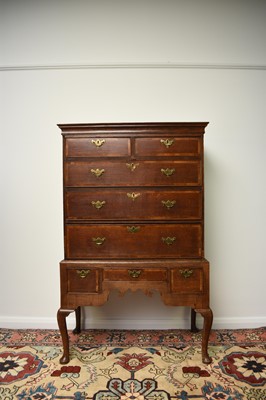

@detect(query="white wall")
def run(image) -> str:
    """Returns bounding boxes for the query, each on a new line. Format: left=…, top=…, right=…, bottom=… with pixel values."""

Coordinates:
left=1, top=0, right=266, bottom=330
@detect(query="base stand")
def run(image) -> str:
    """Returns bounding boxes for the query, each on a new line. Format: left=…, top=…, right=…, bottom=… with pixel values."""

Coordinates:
left=57, top=306, right=213, bottom=364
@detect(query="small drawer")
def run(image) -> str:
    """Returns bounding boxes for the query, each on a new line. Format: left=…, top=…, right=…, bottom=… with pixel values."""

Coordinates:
left=65, top=138, right=130, bottom=158
left=135, top=137, right=201, bottom=157
left=65, top=160, right=201, bottom=187
left=104, top=268, right=167, bottom=281
left=170, top=267, right=203, bottom=294
left=67, top=268, right=100, bottom=293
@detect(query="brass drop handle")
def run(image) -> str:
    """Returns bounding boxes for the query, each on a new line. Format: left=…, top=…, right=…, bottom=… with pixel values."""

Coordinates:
left=161, top=168, right=175, bottom=177
left=162, top=200, right=176, bottom=210
left=77, top=269, right=90, bottom=278
left=160, top=138, right=174, bottom=148
left=91, top=139, right=105, bottom=147
left=92, top=237, right=106, bottom=246
left=127, top=192, right=140, bottom=201
left=128, top=269, right=142, bottom=278
left=180, top=269, right=193, bottom=278
left=162, top=236, right=176, bottom=245
left=91, top=168, right=105, bottom=178
left=126, top=162, right=139, bottom=172
left=91, top=200, right=106, bottom=210
left=127, top=226, right=140, bottom=233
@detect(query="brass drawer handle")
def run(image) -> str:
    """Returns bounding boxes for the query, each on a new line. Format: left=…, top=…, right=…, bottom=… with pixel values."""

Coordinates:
left=126, top=162, right=139, bottom=172
left=91, top=139, right=105, bottom=147
left=77, top=269, right=90, bottom=278
left=127, top=226, right=140, bottom=233
left=128, top=269, right=141, bottom=278
left=92, top=237, right=106, bottom=246
left=162, top=200, right=176, bottom=210
left=160, top=138, right=174, bottom=148
left=127, top=192, right=140, bottom=201
left=91, top=200, right=106, bottom=210
left=162, top=236, right=176, bottom=245
left=91, top=168, right=105, bottom=178
left=180, top=269, right=193, bottom=278
left=161, top=168, right=175, bottom=177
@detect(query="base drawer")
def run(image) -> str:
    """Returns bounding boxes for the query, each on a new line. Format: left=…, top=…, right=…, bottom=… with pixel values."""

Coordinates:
left=170, top=267, right=204, bottom=294
left=66, top=267, right=101, bottom=294
left=104, top=268, right=167, bottom=281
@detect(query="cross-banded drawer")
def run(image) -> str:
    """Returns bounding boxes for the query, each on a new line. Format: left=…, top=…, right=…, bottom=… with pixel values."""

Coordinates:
left=170, top=267, right=204, bottom=294
left=65, top=160, right=202, bottom=187
left=104, top=268, right=167, bottom=281
left=65, top=137, right=130, bottom=158
left=65, top=223, right=203, bottom=259
left=65, top=189, right=202, bottom=221
left=135, top=137, right=201, bottom=157
left=66, top=268, right=101, bottom=293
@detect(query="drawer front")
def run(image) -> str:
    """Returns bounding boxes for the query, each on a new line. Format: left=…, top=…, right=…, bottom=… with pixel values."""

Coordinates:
left=65, top=189, right=202, bottom=221
left=65, top=138, right=130, bottom=158
left=67, top=268, right=100, bottom=293
left=135, top=137, right=201, bottom=157
left=104, top=268, right=167, bottom=281
left=65, top=224, right=202, bottom=259
left=65, top=160, right=201, bottom=187
left=170, top=267, right=204, bottom=294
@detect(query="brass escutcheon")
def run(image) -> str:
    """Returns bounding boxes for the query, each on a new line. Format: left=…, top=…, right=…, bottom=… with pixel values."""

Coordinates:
left=127, top=226, right=140, bottom=233
left=91, top=200, right=106, bottom=210
left=162, top=236, right=176, bottom=245
left=162, top=200, right=176, bottom=209
left=179, top=269, right=193, bottom=278
left=77, top=269, right=90, bottom=278
left=161, top=168, right=175, bottom=177
left=160, top=138, right=175, bottom=148
left=127, top=192, right=141, bottom=201
left=126, top=162, right=139, bottom=172
left=92, top=237, right=106, bottom=246
left=91, top=139, right=105, bottom=147
left=128, top=269, right=141, bottom=278
left=91, top=168, right=105, bottom=178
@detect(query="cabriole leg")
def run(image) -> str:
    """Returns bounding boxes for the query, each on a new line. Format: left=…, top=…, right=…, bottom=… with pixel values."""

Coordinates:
left=73, top=306, right=81, bottom=334
left=57, top=308, right=73, bottom=364
left=191, top=308, right=199, bottom=333
left=195, top=308, right=213, bottom=364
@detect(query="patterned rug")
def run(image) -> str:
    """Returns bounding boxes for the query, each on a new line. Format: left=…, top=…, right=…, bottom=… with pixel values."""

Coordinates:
left=0, top=327, right=265, bottom=399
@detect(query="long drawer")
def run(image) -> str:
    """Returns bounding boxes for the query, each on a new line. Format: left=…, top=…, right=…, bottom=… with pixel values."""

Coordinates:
left=65, top=189, right=202, bottom=220
left=65, top=160, right=202, bottom=187
left=65, top=223, right=203, bottom=259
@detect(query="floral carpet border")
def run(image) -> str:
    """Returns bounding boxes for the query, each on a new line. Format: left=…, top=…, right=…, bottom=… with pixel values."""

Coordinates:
left=0, top=327, right=265, bottom=347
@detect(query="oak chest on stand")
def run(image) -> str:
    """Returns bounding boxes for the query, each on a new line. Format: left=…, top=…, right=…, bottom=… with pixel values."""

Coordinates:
left=57, top=122, right=213, bottom=364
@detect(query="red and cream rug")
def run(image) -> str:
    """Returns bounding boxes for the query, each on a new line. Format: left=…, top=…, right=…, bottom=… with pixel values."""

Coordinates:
left=0, top=327, right=265, bottom=399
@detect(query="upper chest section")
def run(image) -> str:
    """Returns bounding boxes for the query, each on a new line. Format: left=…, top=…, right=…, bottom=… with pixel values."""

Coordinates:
left=59, top=122, right=208, bottom=161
